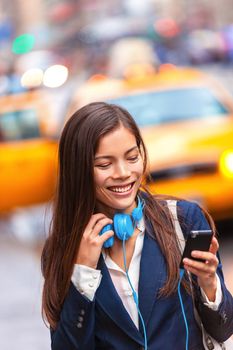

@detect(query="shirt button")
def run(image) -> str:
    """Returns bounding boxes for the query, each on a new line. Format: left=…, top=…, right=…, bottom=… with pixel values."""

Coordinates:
left=88, top=282, right=94, bottom=288
left=77, top=322, right=82, bottom=328
left=92, top=274, right=98, bottom=279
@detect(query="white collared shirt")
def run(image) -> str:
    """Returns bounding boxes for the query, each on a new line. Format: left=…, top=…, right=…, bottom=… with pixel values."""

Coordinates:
left=71, top=218, right=222, bottom=328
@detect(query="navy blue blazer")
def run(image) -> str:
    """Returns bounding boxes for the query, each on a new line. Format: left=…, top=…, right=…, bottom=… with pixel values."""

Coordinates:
left=50, top=200, right=233, bottom=350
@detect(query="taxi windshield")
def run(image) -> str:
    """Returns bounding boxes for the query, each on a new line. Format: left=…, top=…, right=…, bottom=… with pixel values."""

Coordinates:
left=0, top=109, right=40, bottom=142
left=107, top=87, right=228, bottom=127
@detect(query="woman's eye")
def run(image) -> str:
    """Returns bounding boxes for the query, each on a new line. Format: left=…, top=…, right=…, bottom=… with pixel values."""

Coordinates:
left=128, top=155, right=139, bottom=162
left=95, top=163, right=111, bottom=169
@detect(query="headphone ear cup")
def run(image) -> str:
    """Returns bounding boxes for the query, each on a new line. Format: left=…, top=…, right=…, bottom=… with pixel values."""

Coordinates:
left=113, top=214, right=134, bottom=240
left=99, top=224, right=114, bottom=248
left=99, top=197, right=144, bottom=247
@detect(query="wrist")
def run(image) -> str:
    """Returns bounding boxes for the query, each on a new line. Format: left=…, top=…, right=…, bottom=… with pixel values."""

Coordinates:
left=199, top=276, right=217, bottom=302
left=75, top=258, right=97, bottom=269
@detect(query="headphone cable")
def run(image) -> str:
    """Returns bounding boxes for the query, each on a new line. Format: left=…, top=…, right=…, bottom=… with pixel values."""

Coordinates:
left=178, top=268, right=189, bottom=350
left=122, top=237, right=148, bottom=350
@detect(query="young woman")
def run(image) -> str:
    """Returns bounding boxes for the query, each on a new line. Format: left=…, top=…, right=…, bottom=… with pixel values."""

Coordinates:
left=41, top=102, right=233, bottom=350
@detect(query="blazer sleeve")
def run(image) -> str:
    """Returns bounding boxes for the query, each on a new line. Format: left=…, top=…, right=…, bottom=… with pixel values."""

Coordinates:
left=178, top=200, right=233, bottom=342
left=50, top=282, right=96, bottom=350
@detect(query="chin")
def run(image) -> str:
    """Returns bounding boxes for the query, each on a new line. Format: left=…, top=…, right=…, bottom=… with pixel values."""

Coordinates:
left=108, top=194, right=137, bottom=213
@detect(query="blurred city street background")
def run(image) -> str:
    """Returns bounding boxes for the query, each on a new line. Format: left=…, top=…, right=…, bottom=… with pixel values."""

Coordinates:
left=1, top=0, right=233, bottom=349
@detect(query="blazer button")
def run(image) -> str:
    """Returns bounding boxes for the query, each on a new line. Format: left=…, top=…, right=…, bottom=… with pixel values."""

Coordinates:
left=80, top=309, right=85, bottom=315
left=221, top=311, right=227, bottom=324
left=77, top=322, right=82, bottom=328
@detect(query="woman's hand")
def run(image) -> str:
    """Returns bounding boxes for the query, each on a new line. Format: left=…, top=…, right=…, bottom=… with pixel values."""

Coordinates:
left=183, top=236, right=219, bottom=301
left=75, top=213, right=114, bottom=269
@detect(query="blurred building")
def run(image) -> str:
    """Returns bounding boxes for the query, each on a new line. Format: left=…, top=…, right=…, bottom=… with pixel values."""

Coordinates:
left=14, top=0, right=45, bottom=34
left=151, top=0, right=233, bottom=28
left=0, top=0, right=233, bottom=77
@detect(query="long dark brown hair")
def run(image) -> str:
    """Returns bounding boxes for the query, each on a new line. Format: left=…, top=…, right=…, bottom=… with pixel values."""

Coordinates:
left=41, top=102, right=216, bottom=330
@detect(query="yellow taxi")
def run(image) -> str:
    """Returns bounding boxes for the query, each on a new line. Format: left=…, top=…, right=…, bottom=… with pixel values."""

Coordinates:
left=0, top=89, right=58, bottom=213
left=67, top=65, right=233, bottom=220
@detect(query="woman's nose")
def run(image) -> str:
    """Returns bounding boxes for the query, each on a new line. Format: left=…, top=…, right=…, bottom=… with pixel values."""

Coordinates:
left=113, top=162, right=131, bottom=178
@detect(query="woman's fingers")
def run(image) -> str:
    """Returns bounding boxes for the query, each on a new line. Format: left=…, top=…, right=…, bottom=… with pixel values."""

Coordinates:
left=84, top=213, right=108, bottom=233
left=183, top=235, right=219, bottom=298
left=183, top=250, right=219, bottom=279
left=184, top=258, right=217, bottom=274
left=90, top=217, right=113, bottom=237
left=89, top=216, right=114, bottom=245
left=191, top=250, right=219, bottom=265
left=209, top=236, right=219, bottom=255
left=83, top=214, right=112, bottom=237
left=183, top=236, right=219, bottom=273
left=76, top=214, right=113, bottom=268
left=98, top=229, right=114, bottom=245
left=82, top=214, right=114, bottom=245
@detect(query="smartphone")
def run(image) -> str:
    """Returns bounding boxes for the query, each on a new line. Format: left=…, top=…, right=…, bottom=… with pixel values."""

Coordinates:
left=180, top=230, right=213, bottom=268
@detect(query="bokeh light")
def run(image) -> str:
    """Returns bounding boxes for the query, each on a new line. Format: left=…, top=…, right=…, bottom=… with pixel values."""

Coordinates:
left=12, top=34, right=35, bottom=54
left=43, top=64, right=68, bottom=88
left=219, top=149, right=233, bottom=178
left=21, top=68, right=44, bottom=88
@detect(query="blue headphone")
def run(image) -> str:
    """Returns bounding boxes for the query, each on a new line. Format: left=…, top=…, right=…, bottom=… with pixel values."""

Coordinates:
left=99, top=196, right=144, bottom=248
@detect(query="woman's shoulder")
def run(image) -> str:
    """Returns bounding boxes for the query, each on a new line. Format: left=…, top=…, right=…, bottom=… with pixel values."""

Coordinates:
left=142, top=190, right=199, bottom=207
left=176, top=198, right=200, bottom=213
left=142, top=191, right=200, bottom=212
left=141, top=190, right=206, bottom=216
left=142, top=191, right=211, bottom=233
left=145, top=191, right=205, bottom=223
left=163, top=197, right=204, bottom=223
left=175, top=199, right=210, bottom=232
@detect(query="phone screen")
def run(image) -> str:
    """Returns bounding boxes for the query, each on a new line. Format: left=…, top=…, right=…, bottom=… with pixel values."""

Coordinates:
left=180, top=230, right=213, bottom=268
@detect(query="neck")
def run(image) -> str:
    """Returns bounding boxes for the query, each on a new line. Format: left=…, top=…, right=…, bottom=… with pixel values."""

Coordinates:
left=95, top=202, right=115, bottom=219
left=105, top=226, right=141, bottom=270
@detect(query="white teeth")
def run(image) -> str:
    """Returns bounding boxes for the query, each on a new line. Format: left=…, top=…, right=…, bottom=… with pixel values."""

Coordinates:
left=110, top=184, right=132, bottom=193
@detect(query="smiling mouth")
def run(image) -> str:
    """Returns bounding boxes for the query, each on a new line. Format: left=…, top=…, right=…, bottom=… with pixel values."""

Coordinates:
left=108, top=182, right=135, bottom=193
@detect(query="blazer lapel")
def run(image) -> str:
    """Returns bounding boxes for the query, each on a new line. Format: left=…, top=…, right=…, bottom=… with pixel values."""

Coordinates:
left=96, top=255, right=144, bottom=346
left=138, top=223, right=166, bottom=329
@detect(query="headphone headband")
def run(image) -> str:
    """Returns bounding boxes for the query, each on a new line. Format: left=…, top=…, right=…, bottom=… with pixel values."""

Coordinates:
left=131, top=196, right=144, bottom=222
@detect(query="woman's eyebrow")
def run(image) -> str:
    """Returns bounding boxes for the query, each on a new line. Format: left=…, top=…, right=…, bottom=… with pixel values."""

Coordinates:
left=94, top=146, right=138, bottom=160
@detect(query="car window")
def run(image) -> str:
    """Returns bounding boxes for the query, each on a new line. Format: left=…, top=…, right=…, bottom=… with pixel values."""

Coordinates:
left=0, top=109, right=40, bottom=142
left=107, top=87, right=228, bottom=127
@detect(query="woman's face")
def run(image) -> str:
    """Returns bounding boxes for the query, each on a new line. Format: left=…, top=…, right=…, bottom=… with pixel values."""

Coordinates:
left=94, top=124, right=144, bottom=216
